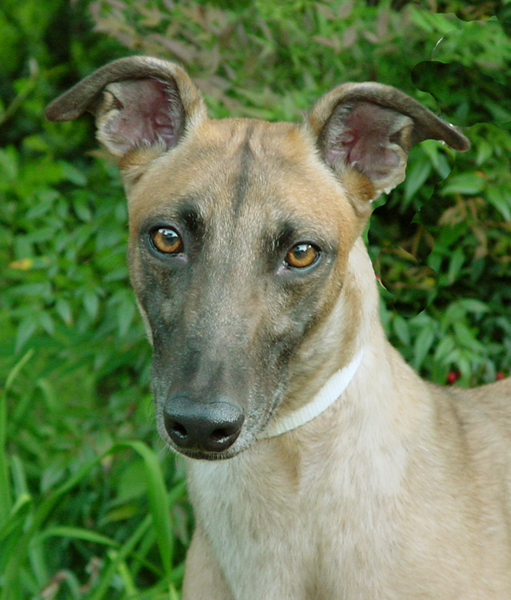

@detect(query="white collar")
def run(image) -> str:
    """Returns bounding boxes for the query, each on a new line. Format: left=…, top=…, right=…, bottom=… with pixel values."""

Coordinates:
left=258, top=349, right=364, bottom=439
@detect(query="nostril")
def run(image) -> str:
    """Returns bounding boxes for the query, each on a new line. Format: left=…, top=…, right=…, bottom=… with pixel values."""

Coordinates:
left=210, top=427, right=234, bottom=444
left=168, top=420, right=188, bottom=441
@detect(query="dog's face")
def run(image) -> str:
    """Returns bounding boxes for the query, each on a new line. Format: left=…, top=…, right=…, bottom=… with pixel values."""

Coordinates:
left=127, top=118, right=363, bottom=458
left=46, top=57, right=469, bottom=460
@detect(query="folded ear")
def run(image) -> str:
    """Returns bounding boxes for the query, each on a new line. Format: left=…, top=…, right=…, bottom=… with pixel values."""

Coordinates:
left=45, top=56, right=206, bottom=177
left=306, top=82, right=470, bottom=202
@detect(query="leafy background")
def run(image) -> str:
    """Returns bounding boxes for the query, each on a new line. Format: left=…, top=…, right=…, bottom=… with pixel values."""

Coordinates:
left=1, top=0, right=510, bottom=598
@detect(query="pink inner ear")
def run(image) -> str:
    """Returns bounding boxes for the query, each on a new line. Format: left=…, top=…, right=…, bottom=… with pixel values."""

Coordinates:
left=142, top=79, right=180, bottom=147
left=326, top=102, right=403, bottom=182
left=105, top=78, right=182, bottom=153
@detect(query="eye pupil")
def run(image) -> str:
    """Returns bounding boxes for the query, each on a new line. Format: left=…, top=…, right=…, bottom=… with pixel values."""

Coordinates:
left=285, top=243, right=319, bottom=269
left=151, top=227, right=183, bottom=254
left=294, top=244, right=309, bottom=258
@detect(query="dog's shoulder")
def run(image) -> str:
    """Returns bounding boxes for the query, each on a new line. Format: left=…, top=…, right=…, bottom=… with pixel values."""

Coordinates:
left=456, top=377, right=511, bottom=417
left=444, top=378, right=511, bottom=457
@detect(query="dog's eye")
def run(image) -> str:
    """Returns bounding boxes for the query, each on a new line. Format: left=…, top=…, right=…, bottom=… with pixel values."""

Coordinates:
left=150, top=227, right=183, bottom=254
left=285, top=243, right=320, bottom=269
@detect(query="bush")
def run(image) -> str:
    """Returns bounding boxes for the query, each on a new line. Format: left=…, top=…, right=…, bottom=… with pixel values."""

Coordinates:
left=1, top=1, right=510, bottom=598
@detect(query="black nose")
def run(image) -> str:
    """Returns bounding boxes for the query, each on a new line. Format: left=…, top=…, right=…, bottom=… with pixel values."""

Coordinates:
left=163, top=395, right=244, bottom=453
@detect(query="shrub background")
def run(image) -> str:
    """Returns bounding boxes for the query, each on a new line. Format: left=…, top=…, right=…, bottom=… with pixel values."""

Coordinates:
left=1, top=1, right=510, bottom=598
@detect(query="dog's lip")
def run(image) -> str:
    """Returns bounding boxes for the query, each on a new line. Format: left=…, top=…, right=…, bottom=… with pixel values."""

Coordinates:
left=175, top=447, right=239, bottom=461
left=169, top=439, right=249, bottom=461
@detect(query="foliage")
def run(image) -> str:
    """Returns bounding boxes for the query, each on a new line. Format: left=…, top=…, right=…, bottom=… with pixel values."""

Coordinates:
left=1, top=353, right=188, bottom=600
left=1, top=0, right=510, bottom=598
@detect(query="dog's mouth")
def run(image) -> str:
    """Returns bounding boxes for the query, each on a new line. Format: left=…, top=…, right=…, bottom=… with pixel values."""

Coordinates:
left=167, top=443, right=248, bottom=462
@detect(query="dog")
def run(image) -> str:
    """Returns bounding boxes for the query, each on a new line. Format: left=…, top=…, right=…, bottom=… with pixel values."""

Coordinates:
left=46, top=57, right=511, bottom=599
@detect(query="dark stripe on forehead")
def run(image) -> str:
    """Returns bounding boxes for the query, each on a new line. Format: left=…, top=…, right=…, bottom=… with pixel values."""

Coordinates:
left=233, top=124, right=255, bottom=215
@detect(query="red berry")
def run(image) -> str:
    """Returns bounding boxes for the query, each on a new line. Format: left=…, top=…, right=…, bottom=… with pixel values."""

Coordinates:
left=496, top=372, right=505, bottom=380
left=447, top=371, right=457, bottom=384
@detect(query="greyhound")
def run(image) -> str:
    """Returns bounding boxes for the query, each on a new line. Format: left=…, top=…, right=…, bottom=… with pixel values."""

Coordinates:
left=46, top=56, right=511, bottom=599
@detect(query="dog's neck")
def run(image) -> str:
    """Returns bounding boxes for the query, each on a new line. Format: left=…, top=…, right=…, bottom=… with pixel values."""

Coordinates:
left=258, top=348, right=365, bottom=439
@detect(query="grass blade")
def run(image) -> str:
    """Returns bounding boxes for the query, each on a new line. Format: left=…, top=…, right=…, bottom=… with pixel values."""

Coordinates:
left=0, top=349, right=34, bottom=523
left=37, top=526, right=119, bottom=547
left=112, top=441, right=174, bottom=582
left=84, top=514, right=152, bottom=600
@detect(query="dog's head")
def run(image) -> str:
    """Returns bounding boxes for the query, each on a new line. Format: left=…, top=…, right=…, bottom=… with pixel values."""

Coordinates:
left=46, top=57, right=469, bottom=460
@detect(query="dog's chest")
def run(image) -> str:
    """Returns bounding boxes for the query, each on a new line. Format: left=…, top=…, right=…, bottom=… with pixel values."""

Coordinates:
left=185, top=438, right=403, bottom=600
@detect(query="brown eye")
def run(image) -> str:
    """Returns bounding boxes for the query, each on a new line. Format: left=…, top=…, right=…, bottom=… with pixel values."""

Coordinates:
left=285, top=243, right=320, bottom=269
left=151, top=227, right=183, bottom=254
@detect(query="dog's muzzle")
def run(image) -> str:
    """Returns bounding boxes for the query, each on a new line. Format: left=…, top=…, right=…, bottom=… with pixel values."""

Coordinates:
left=163, top=394, right=245, bottom=454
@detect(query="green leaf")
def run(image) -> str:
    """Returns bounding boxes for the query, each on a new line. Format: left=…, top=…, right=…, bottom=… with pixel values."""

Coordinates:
left=412, top=325, right=436, bottom=369
left=404, top=155, right=431, bottom=201
left=475, top=140, right=493, bottom=165
left=73, top=197, right=93, bottom=222
left=37, top=526, right=118, bottom=547
left=457, top=299, right=490, bottom=315
left=38, top=312, right=55, bottom=336
left=434, top=335, right=455, bottom=361
left=435, top=221, right=468, bottom=248
left=487, top=187, right=511, bottom=221
left=0, top=147, right=19, bottom=183
left=0, top=492, right=32, bottom=544
left=0, top=394, right=11, bottom=523
left=117, top=296, right=135, bottom=338
left=85, top=515, right=153, bottom=600
left=392, top=314, right=411, bottom=346
left=453, top=321, right=486, bottom=354
left=55, top=298, right=73, bottom=325
left=83, top=291, right=99, bottom=320
left=60, top=161, right=87, bottom=186
left=15, top=316, right=38, bottom=351
left=113, top=441, right=174, bottom=582
left=440, top=173, right=485, bottom=196
left=446, top=247, right=465, bottom=285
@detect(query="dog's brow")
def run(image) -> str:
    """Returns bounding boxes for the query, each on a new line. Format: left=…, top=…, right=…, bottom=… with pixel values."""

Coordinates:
left=177, top=203, right=206, bottom=239
left=272, top=220, right=335, bottom=252
left=273, top=222, right=297, bottom=251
